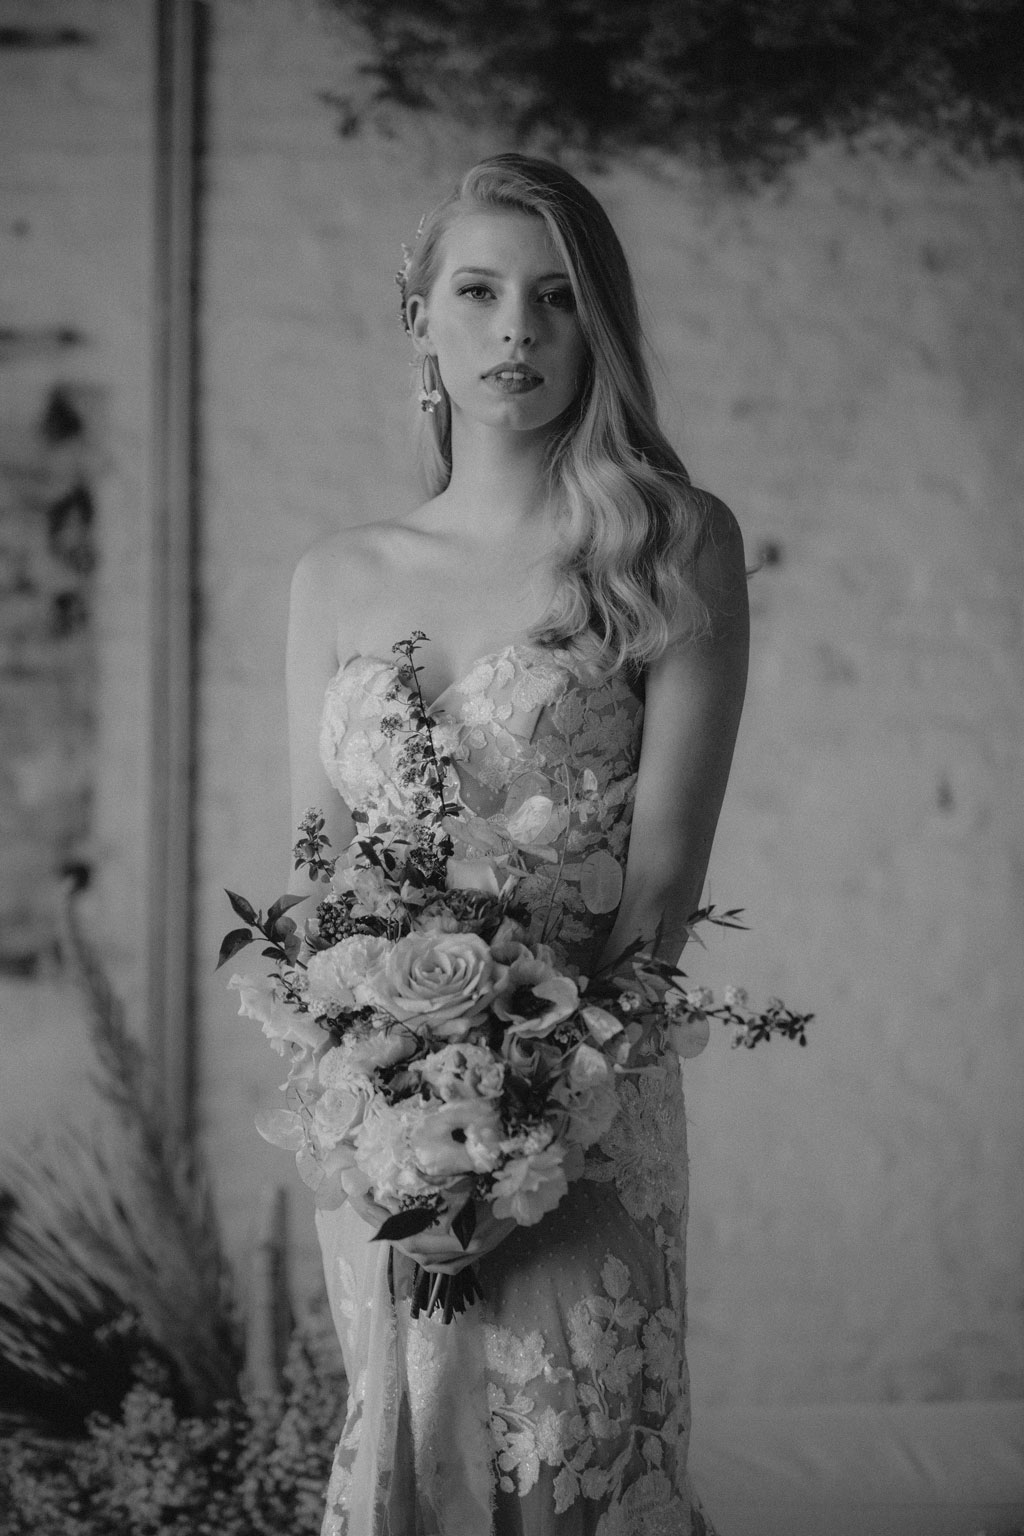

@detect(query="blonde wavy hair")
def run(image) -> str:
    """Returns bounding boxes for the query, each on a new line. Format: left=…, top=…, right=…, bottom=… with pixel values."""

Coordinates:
left=403, top=154, right=713, bottom=677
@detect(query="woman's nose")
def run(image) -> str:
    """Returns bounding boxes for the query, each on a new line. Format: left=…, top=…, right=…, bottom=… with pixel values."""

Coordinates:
left=501, top=298, right=534, bottom=347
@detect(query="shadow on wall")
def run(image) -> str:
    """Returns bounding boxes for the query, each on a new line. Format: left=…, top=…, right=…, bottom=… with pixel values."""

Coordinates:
left=0, top=381, right=102, bottom=979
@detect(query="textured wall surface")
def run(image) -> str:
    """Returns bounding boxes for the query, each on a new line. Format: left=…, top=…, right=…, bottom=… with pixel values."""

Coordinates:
left=3, top=0, right=1022, bottom=1408
left=195, top=1, right=1024, bottom=1407
left=0, top=1, right=155, bottom=1143
left=0, top=383, right=100, bottom=973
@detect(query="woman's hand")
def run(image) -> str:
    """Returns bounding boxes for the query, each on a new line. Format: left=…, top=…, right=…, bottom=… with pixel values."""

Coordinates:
left=346, top=1190, right=516, bottom=1275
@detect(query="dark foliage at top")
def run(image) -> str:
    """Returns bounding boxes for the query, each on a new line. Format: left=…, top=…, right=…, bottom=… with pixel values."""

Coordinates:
left=321, top=0, right=1024, bottom=178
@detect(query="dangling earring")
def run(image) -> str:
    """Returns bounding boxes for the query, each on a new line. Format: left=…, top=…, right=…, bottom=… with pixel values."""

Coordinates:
left=418, top=354, right=443, bottom=413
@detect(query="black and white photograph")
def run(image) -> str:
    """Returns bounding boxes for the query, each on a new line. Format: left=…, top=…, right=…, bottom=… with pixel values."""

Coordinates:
left=1, top=2, right=1022, bottom=1532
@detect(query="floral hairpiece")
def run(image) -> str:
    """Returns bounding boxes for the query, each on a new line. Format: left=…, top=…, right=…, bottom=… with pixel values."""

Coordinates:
left=395, top=213, right=426, bottom=336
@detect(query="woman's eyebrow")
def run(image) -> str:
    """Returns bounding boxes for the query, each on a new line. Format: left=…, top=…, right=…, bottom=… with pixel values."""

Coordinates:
left=450, top=266, right=570, bottom=282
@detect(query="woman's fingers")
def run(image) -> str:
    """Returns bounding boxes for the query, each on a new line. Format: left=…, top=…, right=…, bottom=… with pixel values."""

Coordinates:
left=347, top=1190, right=393, bottom=1228
left=467, top=1213, right=518, bottom=1254
left=348, top=1192, right=517, bottom=1270
left=393, top=1211, right=517, bottom=1270
left=392, top=1231, right=466, bottom=1265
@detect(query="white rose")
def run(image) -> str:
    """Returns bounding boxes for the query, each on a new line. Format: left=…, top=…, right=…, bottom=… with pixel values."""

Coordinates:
left=372, top=932, right=505, bottom=1039
left=228, top=972, right=324, bottom=1055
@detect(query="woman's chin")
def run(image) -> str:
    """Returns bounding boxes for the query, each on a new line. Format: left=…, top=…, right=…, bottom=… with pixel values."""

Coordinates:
left=451, top=395, right=576, bottom=439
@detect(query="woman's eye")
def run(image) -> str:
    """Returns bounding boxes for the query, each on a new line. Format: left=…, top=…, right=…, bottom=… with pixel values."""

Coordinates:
left=458, top=284, right=493, bottom=301
left=540, top=288, right=575, bottom=311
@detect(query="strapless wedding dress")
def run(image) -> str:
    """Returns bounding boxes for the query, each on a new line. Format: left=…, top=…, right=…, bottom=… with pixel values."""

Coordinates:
left=314, top=643, right=717, bottom=1536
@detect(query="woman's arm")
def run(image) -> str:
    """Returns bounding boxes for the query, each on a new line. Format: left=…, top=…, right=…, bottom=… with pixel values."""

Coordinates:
left=285, top=540, right=355, bottom=897
left=599, top=496, right=750, bottom=968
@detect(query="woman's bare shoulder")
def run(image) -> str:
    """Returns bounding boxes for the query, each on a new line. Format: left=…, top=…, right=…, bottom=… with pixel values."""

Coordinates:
left=695, top=489, right=745, bottom=564
left=290, top=517, right=420, bottom=613
left=690, top=489, right=747, bottom=621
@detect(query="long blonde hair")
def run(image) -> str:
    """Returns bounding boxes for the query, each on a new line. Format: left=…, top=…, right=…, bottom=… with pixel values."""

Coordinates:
left=403, top=155, right=712, bottom=676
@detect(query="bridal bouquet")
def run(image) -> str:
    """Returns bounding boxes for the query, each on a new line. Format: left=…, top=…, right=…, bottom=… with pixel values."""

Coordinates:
left=220, top=636, right=811, bottom=1321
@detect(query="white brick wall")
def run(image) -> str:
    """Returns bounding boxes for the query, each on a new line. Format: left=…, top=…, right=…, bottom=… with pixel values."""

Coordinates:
left=4, top=0, right=1023, bottom=1407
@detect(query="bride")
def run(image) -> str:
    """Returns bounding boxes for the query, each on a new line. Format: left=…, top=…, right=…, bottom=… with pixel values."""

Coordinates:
left=286, top=154, right=747, bottom=1535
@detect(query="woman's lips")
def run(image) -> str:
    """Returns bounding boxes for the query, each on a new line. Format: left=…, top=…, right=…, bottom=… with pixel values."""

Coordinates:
left=483, top=363, right=543, bottom=394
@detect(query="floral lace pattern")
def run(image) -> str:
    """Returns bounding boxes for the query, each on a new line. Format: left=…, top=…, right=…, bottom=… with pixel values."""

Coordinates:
left=485, top=1245, right=689, bottom=1515
left=315, top=644, right=717, bottom=1535
left=319, top=644, right=643, bottom=972
left=583, top=1064, right=690, bottom=1223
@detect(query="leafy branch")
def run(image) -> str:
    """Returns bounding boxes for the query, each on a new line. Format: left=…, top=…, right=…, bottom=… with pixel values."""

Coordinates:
left=293, top=807, right=338, bottom=885
left=595, top=903, right=748, bottom=981
left=216, top=890, right=308, bottom=973
left=391, top=632, right=457, bottom=819
left=591, top=906, right=813, bottom=1049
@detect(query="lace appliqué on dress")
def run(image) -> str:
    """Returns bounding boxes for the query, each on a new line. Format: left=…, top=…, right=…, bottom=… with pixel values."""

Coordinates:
left=313, top=644, right=716, bottom=1536
left=483, top=1247, right=693, bottom=1532
left=584, top=1064, right=689, bottom=1223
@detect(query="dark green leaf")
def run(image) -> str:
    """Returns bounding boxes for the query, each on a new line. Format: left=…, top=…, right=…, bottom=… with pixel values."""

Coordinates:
left=215, top=928, right=253, bottom=969
left=451, top=1199, right=477, bottom=1250
left=225, top=889, right=258, bottom=925
left=267, top=892, right=308, bottom=928
left=371, top=1207, right=438, bottom=1242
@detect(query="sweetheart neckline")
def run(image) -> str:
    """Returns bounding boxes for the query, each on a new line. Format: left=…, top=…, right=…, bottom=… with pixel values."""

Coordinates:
left=329, top=641, right=568, bottom=714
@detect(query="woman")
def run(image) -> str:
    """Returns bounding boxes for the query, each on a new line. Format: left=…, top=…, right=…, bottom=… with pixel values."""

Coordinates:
left=287, top=155, right=747, bottom=1535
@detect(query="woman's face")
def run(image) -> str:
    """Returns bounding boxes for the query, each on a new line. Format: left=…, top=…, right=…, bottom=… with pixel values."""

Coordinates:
left=408, top=209, right=588, bottom=436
